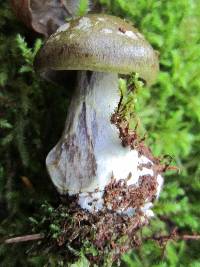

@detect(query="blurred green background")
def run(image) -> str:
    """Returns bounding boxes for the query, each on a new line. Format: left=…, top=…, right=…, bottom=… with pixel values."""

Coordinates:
left=0, top=0, right=200, bottom=266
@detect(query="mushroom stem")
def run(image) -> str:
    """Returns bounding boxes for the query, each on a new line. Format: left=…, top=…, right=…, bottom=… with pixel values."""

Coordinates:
left=46, top=71, right=163, bottom=214
left=46, top=71, right=120, bottom=195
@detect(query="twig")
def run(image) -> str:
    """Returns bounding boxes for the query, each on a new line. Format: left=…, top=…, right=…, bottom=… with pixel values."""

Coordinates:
left=142, top=227, right=200, bottom=260
left=4, top=233, right=44, bottom=244
left=145, top=228, right=200, bottom=246
left=181, top=235, right=200, bottom=241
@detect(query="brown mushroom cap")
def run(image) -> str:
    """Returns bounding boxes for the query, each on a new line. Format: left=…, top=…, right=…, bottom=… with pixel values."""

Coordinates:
left=34, top=14, right=159, bottom=85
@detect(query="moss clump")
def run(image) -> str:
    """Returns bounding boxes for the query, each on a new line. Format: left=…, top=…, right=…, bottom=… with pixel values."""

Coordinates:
left=30, top=201, right=145, bottom=267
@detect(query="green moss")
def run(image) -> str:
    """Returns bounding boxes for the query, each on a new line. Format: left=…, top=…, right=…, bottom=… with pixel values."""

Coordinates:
left=28, top=194, right=145, bottom=267
left=76, top=0, right=90, bottom=16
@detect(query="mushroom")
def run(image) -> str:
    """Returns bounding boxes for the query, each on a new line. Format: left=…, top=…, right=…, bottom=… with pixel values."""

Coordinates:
left=34, top=14, right=163, bottom=216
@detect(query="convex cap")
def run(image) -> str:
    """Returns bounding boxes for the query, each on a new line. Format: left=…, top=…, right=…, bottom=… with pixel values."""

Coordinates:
left=34, top=14, right=159, bottom=85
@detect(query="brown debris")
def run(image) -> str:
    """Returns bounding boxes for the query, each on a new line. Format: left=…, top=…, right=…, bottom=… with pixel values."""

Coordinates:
left=103, top=175, right=157, bottom=212
left=111, top=113, right=156, bottom=165
left=111, top=110, right=175, bottom=175
left=137, top=162, right=153, bottom=171
left=118, top=27, right=126, bottom=33
left=52, top=201, right=147, bottom=265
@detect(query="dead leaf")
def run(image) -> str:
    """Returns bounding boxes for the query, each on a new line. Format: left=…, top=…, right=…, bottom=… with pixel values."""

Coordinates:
left=11, top=0, right=71, bottom=36
left=11, top=0, right=101, bottom=36
left=20, top=176, right=34, bottom=190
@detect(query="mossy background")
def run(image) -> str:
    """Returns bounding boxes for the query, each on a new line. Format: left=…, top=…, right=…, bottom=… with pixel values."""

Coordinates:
left=0, top=0, right=200, bottom=266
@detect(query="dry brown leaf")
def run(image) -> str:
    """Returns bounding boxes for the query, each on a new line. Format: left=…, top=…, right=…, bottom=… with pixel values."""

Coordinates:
left=20, top=176, right=34, bottom=190
left=11, top=0, right=71, bottom=36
